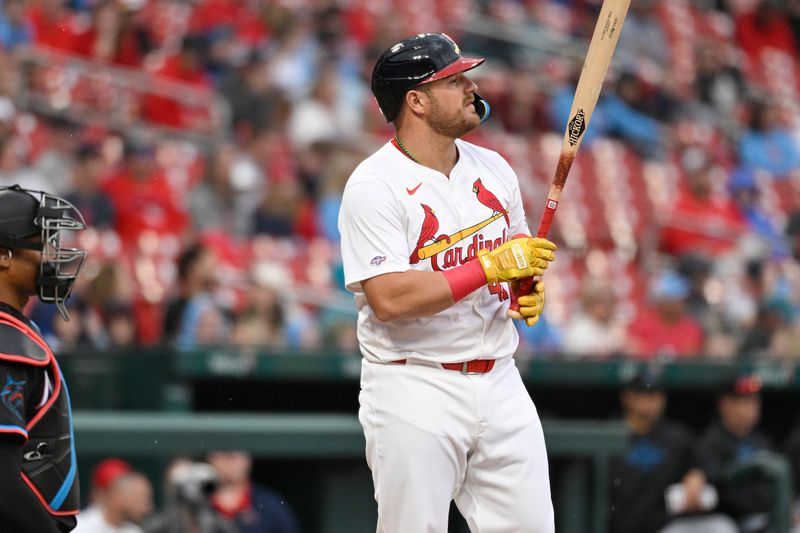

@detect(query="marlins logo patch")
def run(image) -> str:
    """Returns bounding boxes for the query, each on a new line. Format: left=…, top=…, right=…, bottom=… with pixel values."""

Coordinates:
left=0, top=375, right=26, bottom=422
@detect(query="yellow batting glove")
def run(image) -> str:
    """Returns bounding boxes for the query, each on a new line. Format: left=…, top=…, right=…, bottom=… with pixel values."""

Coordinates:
left=477, top=238, right=556, bottom=283
left=512, top=280, right=546, bottom=327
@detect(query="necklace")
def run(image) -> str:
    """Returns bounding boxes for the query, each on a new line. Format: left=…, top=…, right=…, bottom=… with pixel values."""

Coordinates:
left=394, top=136, right=419, bottom=163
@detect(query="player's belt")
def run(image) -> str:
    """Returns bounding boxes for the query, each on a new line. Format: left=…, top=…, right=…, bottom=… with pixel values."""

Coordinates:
left=389, top=359, right=496, bottom=375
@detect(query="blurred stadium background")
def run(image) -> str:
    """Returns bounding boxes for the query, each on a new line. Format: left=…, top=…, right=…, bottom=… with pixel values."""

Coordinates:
left=4, top=0, right=800, bottom=531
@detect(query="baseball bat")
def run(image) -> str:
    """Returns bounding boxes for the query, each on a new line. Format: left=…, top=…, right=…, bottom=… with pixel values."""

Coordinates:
left=417, top=212, right=505, bottom=260
left=510, top=0, right=631, bottom=312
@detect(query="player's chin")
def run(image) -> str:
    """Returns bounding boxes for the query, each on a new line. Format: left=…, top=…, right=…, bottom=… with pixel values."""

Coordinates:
left=464, top=115, right=480, bottom=134
left=451, top=120, right=477, bottom=139
left=467, top=104, right=482, bottom=123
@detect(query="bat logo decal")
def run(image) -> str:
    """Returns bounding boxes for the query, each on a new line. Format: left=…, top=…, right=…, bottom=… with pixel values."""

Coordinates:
left=568, top=108, right=586, bottom=146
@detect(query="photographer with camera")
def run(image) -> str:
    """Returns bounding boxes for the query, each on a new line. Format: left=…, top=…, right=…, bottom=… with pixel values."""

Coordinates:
left=144, top=457, right=238, bottom=533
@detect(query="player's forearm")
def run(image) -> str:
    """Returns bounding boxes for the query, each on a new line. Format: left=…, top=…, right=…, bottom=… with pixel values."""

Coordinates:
left=363, top=270, right=458, bottom=321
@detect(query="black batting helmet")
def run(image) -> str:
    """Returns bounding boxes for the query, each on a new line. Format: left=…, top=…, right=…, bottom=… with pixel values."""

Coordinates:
left=371, top=32, right=490, bottom=123
left=0, top=185, right=87, bottom=320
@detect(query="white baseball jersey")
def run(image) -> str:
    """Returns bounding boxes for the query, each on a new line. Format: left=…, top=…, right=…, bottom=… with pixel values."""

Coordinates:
left=338, top=138, right=531, bottom=364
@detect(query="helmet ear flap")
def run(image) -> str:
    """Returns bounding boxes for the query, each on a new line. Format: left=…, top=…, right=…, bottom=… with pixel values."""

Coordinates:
left=473, top=93, right=491, bottom=124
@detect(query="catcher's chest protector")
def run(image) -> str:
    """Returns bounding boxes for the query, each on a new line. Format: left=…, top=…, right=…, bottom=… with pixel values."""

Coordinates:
left=0, top=310, right=79, bottom=516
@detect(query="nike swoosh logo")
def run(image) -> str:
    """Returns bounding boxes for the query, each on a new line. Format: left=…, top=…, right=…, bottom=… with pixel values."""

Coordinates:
left=407, top=183, right=422, bottom=195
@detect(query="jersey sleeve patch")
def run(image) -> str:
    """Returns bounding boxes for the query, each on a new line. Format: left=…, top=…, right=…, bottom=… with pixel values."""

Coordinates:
left=339, top=181, right=412, bottom=292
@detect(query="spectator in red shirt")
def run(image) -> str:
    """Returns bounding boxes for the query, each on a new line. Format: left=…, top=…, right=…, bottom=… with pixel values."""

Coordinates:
left=188, top=0, right=268, bottom=49
left=659, top=147, right=747, bottom=258
left=626, top=270, right=704, bottom=359
left=102, top=140, right=187, bottom=248
left=736, top=0, right=797, bottom=64
left=141, top=34, right=212, bottom=129
left=27, top=0, right=79, bottom=52
left=72, top=0, right=150, bottom=68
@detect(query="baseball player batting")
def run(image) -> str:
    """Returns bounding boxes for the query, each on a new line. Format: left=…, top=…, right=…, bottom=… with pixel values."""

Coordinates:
left=338, top=33, right=557, bottom=532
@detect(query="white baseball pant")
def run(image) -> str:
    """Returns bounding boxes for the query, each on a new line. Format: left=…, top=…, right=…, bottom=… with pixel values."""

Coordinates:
left=359, top=357, right=554, bottom=533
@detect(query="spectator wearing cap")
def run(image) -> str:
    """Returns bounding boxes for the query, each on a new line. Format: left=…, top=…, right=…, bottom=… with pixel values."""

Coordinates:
left=91, top=458, right=133, bottom=500
left=695, top=375, right=776, bottom=533
left=609, top=371, right=737, bottom=533
left=76, top=458, right=153, bottom=532
left=625, top=270, right=704, bottom=359
left=101, top=139, right=188, bottom=248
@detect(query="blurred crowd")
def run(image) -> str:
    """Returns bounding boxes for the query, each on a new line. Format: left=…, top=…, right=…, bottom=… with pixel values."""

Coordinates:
left=73, top=372, right=800, bottom=533
left=75, top=451, right=301, bottom=533
left=0, top=0, right=799, bottom=360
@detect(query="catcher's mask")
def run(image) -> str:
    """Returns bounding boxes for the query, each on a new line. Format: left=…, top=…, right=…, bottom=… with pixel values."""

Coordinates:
left=0, top=185, right=87, bottom=320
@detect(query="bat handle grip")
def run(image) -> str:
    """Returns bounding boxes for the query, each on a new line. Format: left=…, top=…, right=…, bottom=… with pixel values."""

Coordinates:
left=509, top=277, right=536, bottom=313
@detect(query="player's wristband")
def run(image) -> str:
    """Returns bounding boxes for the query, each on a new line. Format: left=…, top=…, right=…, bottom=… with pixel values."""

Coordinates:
left=442, top=259, right=487, bottom=302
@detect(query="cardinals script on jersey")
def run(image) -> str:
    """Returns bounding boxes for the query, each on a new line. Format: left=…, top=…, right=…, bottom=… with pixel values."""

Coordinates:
left=338, top=138, right=531, bottom=364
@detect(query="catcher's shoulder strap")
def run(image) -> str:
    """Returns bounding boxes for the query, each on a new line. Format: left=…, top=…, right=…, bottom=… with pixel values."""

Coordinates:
left=0, top=311, right=50, bottom=366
